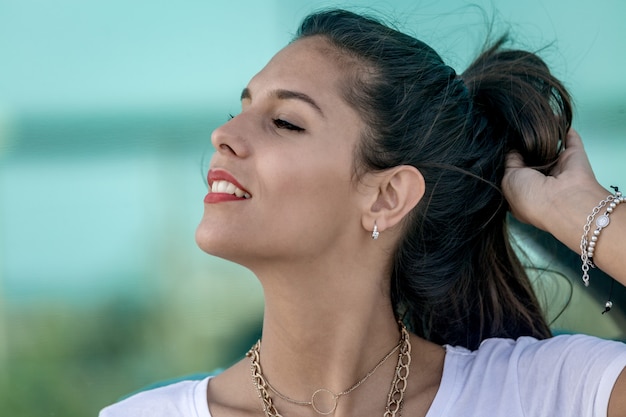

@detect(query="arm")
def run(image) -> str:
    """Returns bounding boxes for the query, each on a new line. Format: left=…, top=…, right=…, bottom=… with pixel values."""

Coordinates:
left=502, top=129, right=626, bottom=288
left=609, top=369, right=626, bottom=417
left=504, top=129, right=626, bottom=417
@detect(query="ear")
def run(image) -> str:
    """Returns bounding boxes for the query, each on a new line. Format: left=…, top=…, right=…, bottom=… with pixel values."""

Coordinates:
left=361, top=165, right=425, bottom=235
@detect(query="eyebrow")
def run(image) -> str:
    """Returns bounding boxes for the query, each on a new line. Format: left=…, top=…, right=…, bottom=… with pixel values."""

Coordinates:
left=240, top=87, right=325, bottom=117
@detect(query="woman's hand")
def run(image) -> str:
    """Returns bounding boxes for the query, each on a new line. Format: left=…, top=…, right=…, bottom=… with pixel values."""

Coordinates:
left=503, top=129, right=599, bottom=232
left=503, top=129, right=626, bottom=286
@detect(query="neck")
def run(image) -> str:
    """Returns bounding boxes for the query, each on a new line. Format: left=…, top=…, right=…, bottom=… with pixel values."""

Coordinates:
left=247, top=251, right=402, bottom=415
left=248, top=322, right=410, bottom=417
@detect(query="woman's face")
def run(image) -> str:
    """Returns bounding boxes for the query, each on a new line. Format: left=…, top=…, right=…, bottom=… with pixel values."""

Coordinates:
left=195, top=36, right=371, bottom=267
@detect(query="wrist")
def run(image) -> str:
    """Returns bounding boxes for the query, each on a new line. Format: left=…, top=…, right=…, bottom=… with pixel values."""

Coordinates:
left=543, top=181, right=611, bottom=253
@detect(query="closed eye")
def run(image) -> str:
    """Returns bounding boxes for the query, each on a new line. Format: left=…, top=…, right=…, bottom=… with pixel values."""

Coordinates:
left=273, top=118, right=305, bottom=132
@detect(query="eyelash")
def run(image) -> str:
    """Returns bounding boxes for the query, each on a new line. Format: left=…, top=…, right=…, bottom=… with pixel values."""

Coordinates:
left=273, top=118, right=305, bottom=132
left=227, top=114, right=305, bottom=132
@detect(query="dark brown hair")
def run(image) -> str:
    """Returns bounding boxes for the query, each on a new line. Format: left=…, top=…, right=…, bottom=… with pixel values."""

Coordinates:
left=297, top=9, right=572, bottom=349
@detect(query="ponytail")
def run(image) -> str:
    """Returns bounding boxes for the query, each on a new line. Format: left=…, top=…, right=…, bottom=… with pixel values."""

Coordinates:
left=462, top=36, right=572, bottom=169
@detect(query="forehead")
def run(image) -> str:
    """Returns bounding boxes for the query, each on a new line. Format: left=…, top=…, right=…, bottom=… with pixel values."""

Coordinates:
left=247, top=37, right=346, bottom=103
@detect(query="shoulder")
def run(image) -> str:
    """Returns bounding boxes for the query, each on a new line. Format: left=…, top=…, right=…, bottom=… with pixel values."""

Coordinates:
left=446, top=334, right=626, bottom=390
left=429, top=335, right=626, bottom=417
left=99, top=376, right=212, bottom=417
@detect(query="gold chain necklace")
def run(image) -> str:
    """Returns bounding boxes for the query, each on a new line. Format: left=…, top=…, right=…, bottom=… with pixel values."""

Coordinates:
left=264, top=338, right=400, bottom=414
left=247, top=322, right=411, bottom=417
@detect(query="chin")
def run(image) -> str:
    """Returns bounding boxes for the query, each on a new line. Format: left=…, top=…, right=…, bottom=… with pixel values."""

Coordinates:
left=195, top=223, right=246, bottom=265
left=195, top=224, right=222, bottom=255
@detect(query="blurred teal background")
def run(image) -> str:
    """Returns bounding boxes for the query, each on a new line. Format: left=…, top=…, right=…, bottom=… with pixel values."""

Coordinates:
left=0, top=0, right=625, bottom=415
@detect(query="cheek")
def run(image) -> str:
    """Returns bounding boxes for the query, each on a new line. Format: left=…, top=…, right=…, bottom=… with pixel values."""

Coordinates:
left=260, top=149, right=357, bottom=225
left=264, top=146, right=351, bottom=195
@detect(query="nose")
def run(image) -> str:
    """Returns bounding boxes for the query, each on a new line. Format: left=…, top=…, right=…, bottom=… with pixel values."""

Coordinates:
left=210, top=116, right=250, bottom=158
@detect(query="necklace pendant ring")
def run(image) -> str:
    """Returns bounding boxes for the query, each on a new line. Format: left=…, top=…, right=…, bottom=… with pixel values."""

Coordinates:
left=311, top=388, right=338, bottom=415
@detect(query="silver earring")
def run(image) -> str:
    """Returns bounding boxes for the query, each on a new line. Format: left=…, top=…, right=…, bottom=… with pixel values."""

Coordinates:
left=372, top=222, right=379, bottom=240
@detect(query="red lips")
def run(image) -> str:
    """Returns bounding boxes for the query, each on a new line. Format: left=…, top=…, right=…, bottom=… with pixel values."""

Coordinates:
left=204, top=169, right=251, bottom=204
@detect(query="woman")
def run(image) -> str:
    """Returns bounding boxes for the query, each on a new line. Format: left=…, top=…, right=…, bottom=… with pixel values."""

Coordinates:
left=101, top=9, right=626, bottom=417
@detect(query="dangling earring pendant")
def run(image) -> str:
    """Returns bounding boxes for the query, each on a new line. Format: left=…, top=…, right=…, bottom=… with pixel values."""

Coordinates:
left=371, top=222, right=379, bottom=240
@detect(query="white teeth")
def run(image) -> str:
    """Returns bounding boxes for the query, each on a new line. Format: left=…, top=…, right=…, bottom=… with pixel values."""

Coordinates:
left=217, top=181, right=228, bottom=193
left=225, top=182, right=236, bottom=194
left=210, top=180, right=250, bottom=198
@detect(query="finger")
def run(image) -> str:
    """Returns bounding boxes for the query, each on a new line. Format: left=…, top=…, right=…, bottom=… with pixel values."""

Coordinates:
left=564, top=128, right=584, bottom=150
left=505, top=151, right=525, bottom=169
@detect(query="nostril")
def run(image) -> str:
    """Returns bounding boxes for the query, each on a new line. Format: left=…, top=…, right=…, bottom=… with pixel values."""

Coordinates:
left=220, top=143, right=236, bottom=155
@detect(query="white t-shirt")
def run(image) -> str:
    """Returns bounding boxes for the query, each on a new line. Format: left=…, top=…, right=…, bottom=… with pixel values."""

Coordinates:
left=99, top=334, right=626, bottom=417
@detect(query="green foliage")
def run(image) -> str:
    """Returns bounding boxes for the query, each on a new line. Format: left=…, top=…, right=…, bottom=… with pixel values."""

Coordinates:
left=0, top=297, right=260, bottom=416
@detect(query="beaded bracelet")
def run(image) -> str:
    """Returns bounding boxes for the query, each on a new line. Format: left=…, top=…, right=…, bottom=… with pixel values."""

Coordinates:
left=580, top=186, right=623, bottom=286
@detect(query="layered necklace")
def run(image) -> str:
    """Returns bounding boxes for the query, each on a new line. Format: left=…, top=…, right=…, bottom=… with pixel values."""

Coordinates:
left=246, top=322, right=412, bottom=417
